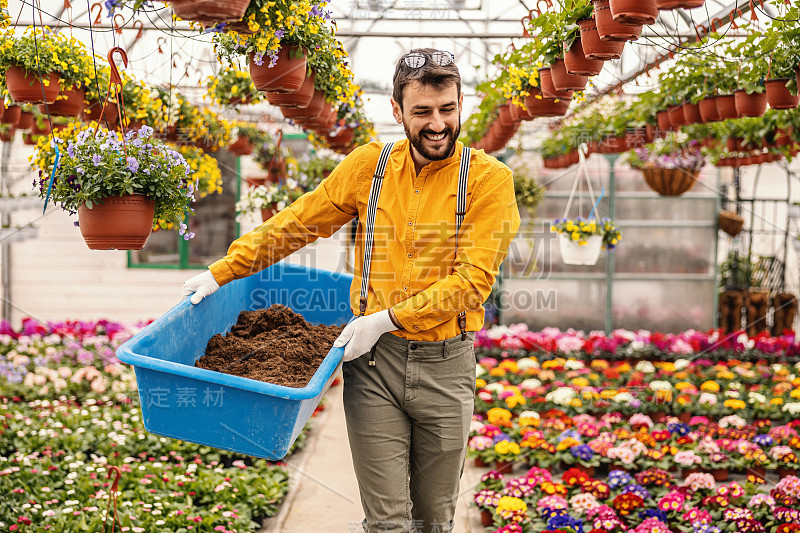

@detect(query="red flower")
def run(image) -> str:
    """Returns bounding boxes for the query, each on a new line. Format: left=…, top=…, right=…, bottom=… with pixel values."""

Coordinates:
left=17, top=516, right=31, bottom=525
left=562, top=468, right=590, bottom=486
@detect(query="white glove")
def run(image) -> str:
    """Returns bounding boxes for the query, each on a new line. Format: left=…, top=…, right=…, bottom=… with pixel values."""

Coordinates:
left=181, top=270, right=220, bottom=305
left=333, top=309, right=397, bottom=362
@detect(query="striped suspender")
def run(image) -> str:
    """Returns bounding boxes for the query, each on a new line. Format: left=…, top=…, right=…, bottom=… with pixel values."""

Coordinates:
left=359, top=141, right=395, bottom=316
left=455, top=145, right=472, bottom=340
left=359, top=143, right=472, bottom=340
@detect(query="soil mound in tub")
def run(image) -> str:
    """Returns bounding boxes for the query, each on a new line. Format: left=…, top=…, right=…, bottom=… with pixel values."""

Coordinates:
left=195, top=304, right=344, bottom=388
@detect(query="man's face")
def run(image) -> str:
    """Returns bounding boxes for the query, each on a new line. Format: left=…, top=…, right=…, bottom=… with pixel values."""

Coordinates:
left=391, top=81, right=463, bottom=164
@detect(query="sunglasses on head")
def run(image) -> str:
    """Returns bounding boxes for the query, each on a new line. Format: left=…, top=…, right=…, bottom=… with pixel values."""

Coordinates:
left=402, top=50, right=455, bottom=69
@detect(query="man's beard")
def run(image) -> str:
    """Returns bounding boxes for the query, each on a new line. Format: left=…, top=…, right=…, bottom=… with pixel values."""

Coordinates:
left=405, top=120, right=461, bottom=162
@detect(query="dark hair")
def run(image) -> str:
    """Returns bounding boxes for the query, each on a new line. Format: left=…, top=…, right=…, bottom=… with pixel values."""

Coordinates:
left=392, top=48, right=461, bottom=111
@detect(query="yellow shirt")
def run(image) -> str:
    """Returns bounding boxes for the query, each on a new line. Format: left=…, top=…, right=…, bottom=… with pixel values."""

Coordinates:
left=209, top=139, right=521, bottom=341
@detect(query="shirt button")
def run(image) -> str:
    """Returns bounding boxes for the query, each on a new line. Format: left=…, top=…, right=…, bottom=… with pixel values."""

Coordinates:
left=408, top=221, right=412, bottom=226
left=414, top=326, right=419, bottom=330
left=407, top=253, right=412, bottom=258
left=415, top=190, right=419, bottom=193
left=403, top=286, right=408, bottom=291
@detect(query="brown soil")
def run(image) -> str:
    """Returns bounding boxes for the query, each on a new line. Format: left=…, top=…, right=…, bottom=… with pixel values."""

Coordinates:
left=195, top=304, right=344, bottom=388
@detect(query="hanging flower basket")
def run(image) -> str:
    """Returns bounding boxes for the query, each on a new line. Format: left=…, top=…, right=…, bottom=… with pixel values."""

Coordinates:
left=249, top=44, right=307, bottom=94
left=642, top=167, right=699, bottom=196
left=14, top=111, right=33, bottom=130
left=169, top=0, right=250, bottom=24
left=38, top=84, right=85, bottom=117
left=656, top=0, right=704, bottom=8
left=668, top=104, right=686, bottom=128
left=266, top=72, right=316, bottom=109
left=78, top=194, right=156, bottom=250
left=765, top=79, right=799, bottom=110
left=682, top=102, right=701, bottom=125
left=539, top=68, right=573, bottom=99
left=228, top=135, right=253, bottom=156
left=715, top=95, right=738, bottom=120
left=698, top=97, right=720, bottom=122
left=30, top=119, right=51, bottom=137
left=563, top=37, right=605, bottom=76
left=550, top=59, right=589, bottom=91
left=579, top=18, right=626, bottom=60
left=524, top=88, right=571, bottom=117
left=0, top=106, right=21, bottom=126
left=609, top=0, right=658, bottom=25
left=83, top=100, right=119, bottom=126
left=734, top=90, right=768, bottom=118
left=22, top=133, right=39, bottom=146
left=593, top=0, right=642, bottom=42
left=558, top=233, right=603, bottom=266
left=0, top=127, right=15, bottom=143
left=718, top=210, right=744, bottom=237
left=5, top=67, right=60, bottom=104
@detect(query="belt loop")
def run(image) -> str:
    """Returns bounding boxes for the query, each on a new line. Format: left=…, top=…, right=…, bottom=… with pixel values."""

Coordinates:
left=442, top=340, right=447, bottom=359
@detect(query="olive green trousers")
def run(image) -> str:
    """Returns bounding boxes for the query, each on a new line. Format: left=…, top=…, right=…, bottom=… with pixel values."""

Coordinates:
left=342, top=331, right=476, bottom=533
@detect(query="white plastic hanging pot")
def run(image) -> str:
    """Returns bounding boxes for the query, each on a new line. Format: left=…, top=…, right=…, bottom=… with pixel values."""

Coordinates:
left=558, top=233, right=603, bottom=265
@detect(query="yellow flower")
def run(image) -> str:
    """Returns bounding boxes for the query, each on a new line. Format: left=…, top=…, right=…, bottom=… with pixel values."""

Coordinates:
left=700, top=381, right=720, bottom=392
left=475, top=378, right=487, bottom=389
left=487, top=407, right=512, bottom=426
left=771, top=398, right=784, bottom=405
left=723, top=399, right=746, bottom=410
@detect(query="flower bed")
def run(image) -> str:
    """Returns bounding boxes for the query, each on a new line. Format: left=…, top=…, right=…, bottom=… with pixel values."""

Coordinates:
left=470, top=325, right=800, bottom=532
left=0, top=318, right=309, bottom=531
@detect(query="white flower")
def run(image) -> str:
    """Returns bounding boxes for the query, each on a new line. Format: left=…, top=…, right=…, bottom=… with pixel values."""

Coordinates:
left=519, top=410, right=540, bottom=420
left=475, top=365, right=486, bottom=377
left=485, top=383, right=505, bottom=394
left=564, top=359, right=584, bottom=370
left=517, top=358, right=539, bottom=370
left=782, top=403, right=800, bottom=415
left=546, top=387, right=576, bottom=406
left=612, top=392, right=634, bottom=404
left=635, top=361, right=655, bottom=373
left=648, top=380, right=672, bottom=391
left=520, top=378, right=542, bottom=390
left=748, top=392, right=767, bottom=404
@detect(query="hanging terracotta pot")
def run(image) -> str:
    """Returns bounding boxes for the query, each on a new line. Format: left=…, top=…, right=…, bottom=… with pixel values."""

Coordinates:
left=550, top=59, right=589, bottom=91
left=734, top=90, right=768, bottom=118
left=22, top=133, right=39, bottom=146
left=261, top=204, right=279, bottom=222
left=77, top=194, right=155, bottom=250
left=564, top=37, right=605, bottom=76
left=30, top=119, right=51, bottom=136
left=656, top=110, right=671, bottom=131
left=656, top=0, right=704, bottom=8
left=281, top=89, right=325, bottom=120
left=703, top=137, right=717, bottom=149
left=765, top=79, right=799, bottom=110
left=249, top=44, right=307, bottom=94
left=83, top=100, right=119, bottom=126
left=594, top=0, right=642, bottom=41
left=539, top=68, right=573, bottom=99
left=559, top=234, right=603, bottom=266
left=0, top=127, right=15, bottom=143
left=579, top=18, right=626, bottom=60
left=228, top=135, right=253, bottom=156
left=525, top=88, right=572, bottom=117
left=698, top=96, right=720, bottom=122
left=14, top=111, right=33, bottom=130
left=610, top=0, right=658, bottom=25
left=681, top=102, right=701, bottom=125
left=38, top=85, right=86, bottom=117
left=726, top=137, right=744, bottom=152
left=5, top=67, right=61, bottom=104
left=601, top=135, right=628, bottom=153
left=169, top=0, right=250, bottom=24
left=266, top=71, right=316, bottom=109
left=326, top=127, right=355, bottom=149
left=497, top=104, right=515, bottom=127
left=667, top=104, right=685, bottom=128
left=714, top=95, right=738, bottom=120
left=0, top=106, right=20, bottom=126
left=642, top=167, right=699, bottom=196
left=645, top=124, right=656, bottom=142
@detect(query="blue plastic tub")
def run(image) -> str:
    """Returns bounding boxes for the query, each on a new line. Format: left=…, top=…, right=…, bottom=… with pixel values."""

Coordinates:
left=116, top=262, right=352, bottom=460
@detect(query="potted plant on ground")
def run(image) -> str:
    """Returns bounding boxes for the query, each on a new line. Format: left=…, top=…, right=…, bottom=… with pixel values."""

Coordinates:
left=34, top=125, right=197, bottom=249
left=235, top=180, right=304, bottom=223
